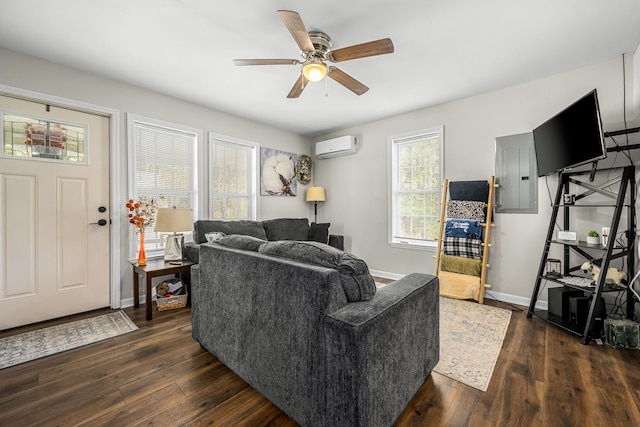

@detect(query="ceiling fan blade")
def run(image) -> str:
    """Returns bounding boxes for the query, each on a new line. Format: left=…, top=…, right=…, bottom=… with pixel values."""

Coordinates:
left=233, top=59, right=299, bottom=66
left=328, top=67, right=369, bottom=95
left=330, top=38, right=394, bottom=62
left=287, top=74, right=310, bottom=98
left=277, top=10, right=315, bottom=52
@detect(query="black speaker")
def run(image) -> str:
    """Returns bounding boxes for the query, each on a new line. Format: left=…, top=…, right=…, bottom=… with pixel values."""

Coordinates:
left=588, top=295, right=607, bottom=336
left=569, top=296, right=590, bottom=331
left=548, top=287, right=584, bottom=323
left=568, top=295, right=606, bottom=335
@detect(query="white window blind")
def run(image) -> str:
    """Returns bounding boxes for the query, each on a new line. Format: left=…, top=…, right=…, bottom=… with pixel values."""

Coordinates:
left=209, top=133, right=258, bottom=220
left=389, top=127, right=443, bottom=250
left=128, top=114, right=199, bottom=258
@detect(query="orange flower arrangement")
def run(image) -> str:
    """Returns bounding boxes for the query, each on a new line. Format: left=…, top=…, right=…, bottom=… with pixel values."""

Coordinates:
left=125, top=195, right=162, bottom=233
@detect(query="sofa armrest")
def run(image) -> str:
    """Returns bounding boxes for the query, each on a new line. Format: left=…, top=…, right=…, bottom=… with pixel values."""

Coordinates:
left=184, top=242, right=201, bottom=264
left=324, top=273, right=439, bottom=427
left=328, top=234, right=344, bottom=250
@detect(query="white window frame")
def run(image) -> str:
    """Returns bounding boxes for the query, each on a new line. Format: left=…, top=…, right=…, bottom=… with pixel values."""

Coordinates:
left=388, top=126, right=444, bottom=251
left=208, top=132, right=259, bottom=220
left=127, top=113, right=201, bottom=259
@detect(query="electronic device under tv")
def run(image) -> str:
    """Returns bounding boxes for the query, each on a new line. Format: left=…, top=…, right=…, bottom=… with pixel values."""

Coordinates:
left=533, top=89, right=607, bottom=177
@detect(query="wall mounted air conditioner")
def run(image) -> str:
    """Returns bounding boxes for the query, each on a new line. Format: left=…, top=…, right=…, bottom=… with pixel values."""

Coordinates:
left=315, top=135, right=358, bottom=159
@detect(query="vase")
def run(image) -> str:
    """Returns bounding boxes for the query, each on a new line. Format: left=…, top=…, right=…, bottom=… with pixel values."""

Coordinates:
left=138, top=232, right=147, bottom=265
left=586, top=236, right=600, bottom=245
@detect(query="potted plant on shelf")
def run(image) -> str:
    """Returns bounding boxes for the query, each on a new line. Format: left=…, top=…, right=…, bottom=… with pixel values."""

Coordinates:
left=586, top=230, right=600, bottom=245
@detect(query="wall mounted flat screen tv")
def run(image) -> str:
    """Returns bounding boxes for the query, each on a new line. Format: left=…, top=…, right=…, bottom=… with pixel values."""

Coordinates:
left=533, top=89, right=606, bottom=177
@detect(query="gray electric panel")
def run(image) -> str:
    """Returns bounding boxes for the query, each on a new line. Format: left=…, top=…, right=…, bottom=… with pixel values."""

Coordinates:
left=495, top=132, right=538, bottom=213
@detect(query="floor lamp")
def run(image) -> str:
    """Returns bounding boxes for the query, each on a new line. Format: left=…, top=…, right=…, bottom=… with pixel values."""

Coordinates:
left=154, top=207, right=193, bottom=263
left=306, top=186, right=326, bottom=223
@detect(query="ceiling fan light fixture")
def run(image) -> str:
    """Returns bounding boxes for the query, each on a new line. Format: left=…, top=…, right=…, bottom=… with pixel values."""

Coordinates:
left=302, top=59, right=327, bottom=82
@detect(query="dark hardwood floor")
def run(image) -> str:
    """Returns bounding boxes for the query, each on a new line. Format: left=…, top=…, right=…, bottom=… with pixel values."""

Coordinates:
left=1, top=284, right=639, bottom=426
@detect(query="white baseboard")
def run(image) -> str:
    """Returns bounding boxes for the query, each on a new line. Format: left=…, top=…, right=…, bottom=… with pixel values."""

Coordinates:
left=120, top=296, right=146, bottom=309
left=369, top=269, right=406, bottom=281
left=483, top=289, right=548, bottom=310
left=369, top=269, right=548, bottom=310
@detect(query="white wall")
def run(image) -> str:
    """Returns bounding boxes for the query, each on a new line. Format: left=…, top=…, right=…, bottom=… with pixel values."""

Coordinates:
left=314, top=55, right=640, bottom=305
left=0, top=47, right=312, bottom=302
left=3, top=46, right=639, bottom=307
left=634, top=44, right=640, bottom=122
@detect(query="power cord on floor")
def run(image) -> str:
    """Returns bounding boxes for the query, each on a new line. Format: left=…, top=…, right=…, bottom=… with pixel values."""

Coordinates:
left=484, top=290, right=524, bottom=312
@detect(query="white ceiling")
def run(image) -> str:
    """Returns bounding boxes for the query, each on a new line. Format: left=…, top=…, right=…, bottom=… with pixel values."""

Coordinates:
left=1, top=1, right=640, bottom=137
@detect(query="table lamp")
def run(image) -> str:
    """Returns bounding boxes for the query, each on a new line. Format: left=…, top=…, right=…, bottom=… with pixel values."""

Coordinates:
left=154, top=207, right=193, bottom=262
left=306, top=186, right=326, bottom=223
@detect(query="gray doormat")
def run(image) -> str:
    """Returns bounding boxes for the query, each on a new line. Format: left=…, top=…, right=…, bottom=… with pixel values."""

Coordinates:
left=0, top=311, right=138, bottom=370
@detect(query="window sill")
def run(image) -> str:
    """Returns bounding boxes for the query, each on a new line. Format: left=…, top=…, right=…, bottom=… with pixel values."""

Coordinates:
left=388, top=240, right=437, bottom=251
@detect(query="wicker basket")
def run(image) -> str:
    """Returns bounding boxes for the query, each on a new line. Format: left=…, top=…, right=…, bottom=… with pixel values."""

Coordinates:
left=155, top=292, right=188, bottom=311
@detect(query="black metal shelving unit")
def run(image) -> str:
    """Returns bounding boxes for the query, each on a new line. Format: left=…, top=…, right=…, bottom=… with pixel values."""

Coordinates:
left=527, top=165, right=636, bottom=344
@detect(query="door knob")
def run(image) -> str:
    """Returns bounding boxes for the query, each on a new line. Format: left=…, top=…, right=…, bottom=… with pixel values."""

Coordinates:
left=89, top=219, right=108, bottom=226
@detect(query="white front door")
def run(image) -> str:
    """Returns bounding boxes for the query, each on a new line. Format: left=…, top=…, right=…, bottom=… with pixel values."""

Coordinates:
left=0, top=96, right=110, bottom=330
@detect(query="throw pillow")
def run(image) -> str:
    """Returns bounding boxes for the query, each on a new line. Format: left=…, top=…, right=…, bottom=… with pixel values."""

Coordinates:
left=443, top=236, right=482, bottom=260
left=448, top=180, right=489, bottom=202
left=216, top=234, right=266, bottom=252
left=262, top=218, right=310, bottom=241
left=440, top=254, right=482, bottom=277
left=205, top=232, right=226, bottom=243
left=444, top=218, right=483, bottom=240
left=194, top=220, right=267, bottom=243
left=309, top=222, right=330, bottom=244
left=447, top=200, right=485, bottom=221
left=259, top=240, right=376, bottom=302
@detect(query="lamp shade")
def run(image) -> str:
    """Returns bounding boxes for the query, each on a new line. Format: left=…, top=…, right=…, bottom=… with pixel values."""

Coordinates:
left=154, top=208, right=193, bottom=233
left=306, top=186, right=326, bottom=202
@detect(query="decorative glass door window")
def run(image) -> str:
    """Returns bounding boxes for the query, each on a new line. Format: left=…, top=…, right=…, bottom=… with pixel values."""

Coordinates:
left=2, top=113, right=87, bottom=163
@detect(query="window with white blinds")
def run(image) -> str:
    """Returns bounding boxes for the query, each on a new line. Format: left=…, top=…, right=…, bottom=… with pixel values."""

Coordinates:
left=209, top=133, right=258, bottom=220
left=127, top=113, right=200, bottom=258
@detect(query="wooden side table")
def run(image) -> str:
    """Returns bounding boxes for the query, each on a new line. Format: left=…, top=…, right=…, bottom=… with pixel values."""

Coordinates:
left=131, top=259, right=195, bottom=321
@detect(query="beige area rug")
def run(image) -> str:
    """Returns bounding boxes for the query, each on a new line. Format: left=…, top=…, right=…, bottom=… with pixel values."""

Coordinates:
left=434, top=296, right=511, bottom=391
left=375, top=282, right=511, bottom=392
left=0, top=311, right=138, bottom=370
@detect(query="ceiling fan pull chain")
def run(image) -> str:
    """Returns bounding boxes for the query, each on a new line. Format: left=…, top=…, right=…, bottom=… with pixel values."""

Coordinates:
left=325, top=76, right=328, bottom=97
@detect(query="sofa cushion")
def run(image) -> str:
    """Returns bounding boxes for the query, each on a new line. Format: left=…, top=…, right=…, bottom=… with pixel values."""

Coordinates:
left=309, top=222, right=330, bottom=244
left=259, top=240, right=342, bottom=267
left=216, top=234, right=266, bottom=252
left=259, top=240, right=376, bottom=302
left=336, top=252, right=377, bottom=302
left=262, top=218, right=310, bottom=241
left=194, top=220, right=267, bottom=243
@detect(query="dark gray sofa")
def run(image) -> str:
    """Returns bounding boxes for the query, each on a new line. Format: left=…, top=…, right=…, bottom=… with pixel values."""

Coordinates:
left=185, top=218, right=344, bottom=264
left=191, top=238, right=440, bottom=427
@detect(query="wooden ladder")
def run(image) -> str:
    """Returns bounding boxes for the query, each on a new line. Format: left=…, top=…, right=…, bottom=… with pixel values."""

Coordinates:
left=434, top=176, right=497, bottom=303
